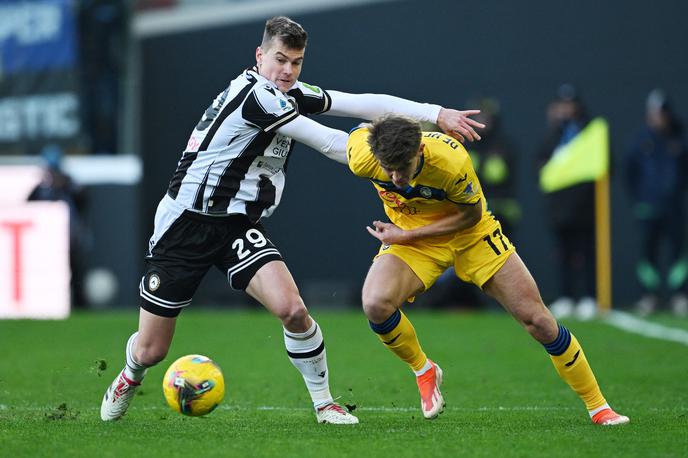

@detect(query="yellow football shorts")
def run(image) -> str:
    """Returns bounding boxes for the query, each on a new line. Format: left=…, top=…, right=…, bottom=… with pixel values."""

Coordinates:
left=375, top=214, right=515, bottom=291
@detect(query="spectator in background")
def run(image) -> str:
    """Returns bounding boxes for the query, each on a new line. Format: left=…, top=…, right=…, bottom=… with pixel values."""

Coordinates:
left=538, top=84, right=596, bottom=319
left=28, top=145, right=89, bottom=308
left=626, top=89, right=688, bottom=317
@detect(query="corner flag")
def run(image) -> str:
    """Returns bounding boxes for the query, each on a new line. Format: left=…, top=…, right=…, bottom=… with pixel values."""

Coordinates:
left=539, top=118, right=609, bottom=193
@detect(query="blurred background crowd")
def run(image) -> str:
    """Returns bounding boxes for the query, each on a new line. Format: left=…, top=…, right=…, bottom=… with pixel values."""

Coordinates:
left=1, top=0, right=686, bottom=318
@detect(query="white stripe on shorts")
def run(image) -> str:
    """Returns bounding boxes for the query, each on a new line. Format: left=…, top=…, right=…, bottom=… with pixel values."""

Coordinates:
left=139, top=278, right=192, bottom=309
left=227, top=248, right=280, bottom=288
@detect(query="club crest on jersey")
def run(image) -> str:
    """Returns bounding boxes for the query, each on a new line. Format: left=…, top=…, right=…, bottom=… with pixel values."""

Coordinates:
left=419, top=187, right=432, bottom=199
left=148, top=274, right=161, bottom=292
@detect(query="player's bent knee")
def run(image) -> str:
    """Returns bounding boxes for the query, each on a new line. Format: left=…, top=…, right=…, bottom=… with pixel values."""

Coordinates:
left=274, top=296, right=309, bottom=328
left=522, top=308, right=558, bottom=343
left=361, top=294, right=397, bottom=323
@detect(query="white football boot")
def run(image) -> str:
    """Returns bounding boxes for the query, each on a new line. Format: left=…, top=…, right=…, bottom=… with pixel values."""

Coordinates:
left=315, top=402, right=359, bottom=424
left=100, top=369, right=141, bottom=421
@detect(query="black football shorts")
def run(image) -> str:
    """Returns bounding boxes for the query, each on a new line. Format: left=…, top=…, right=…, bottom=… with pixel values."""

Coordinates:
left=139, top=202, right=282, bottom=317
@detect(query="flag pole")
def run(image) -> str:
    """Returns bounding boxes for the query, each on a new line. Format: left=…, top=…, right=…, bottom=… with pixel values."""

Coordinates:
left=595, top=171, right=612, bottom=312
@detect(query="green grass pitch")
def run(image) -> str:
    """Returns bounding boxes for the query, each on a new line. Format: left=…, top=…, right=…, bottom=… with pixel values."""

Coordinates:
left=1, top=309, right=686, bottom=457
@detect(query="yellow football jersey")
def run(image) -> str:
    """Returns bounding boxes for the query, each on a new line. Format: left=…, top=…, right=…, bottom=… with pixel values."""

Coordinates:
left=348, top=127, right=514, bottom=289
left=347, top=127, right=486, bottom=232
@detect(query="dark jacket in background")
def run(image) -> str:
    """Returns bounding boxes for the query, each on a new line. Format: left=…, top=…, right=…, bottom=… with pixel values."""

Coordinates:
left=626, top=126, right=688, bottom=218
left=538, top=120, right=595, bottom=229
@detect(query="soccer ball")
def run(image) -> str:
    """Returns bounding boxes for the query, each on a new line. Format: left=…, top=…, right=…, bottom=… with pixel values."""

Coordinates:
left=162, top=354, right=225, bottom=416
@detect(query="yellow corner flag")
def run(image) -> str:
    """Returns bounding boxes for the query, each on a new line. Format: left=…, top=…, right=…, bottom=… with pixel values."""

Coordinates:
left=539, top=118, right=609, bottom=193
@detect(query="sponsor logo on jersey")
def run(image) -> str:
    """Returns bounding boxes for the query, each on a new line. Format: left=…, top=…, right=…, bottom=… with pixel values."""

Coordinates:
left=463, top=182, right=475, bottom=196
left=378, top=190, right=418, bottom=214
left=186, top=135, right=201, bottom=152
left=269, top=134, right=291, bottom=158
left=390, top=204, right=418, bottom=215
left=256, top=160, right=282, bottom=175
left=379, top=190, right=403, bottom=206
left=420, top=187, right=432, bottom=199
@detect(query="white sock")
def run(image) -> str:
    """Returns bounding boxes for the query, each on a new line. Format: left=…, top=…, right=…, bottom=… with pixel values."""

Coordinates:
left=588, top=403, right=610, bottom=418
left=413, top=360, right=433, bottom=376
left=124, top=332, right=148, bottom=382
left=283, top=319, right=333, bottom=409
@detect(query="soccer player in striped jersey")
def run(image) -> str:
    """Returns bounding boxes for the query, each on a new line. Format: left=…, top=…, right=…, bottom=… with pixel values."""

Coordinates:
left=347, top=115, right=629, bottom=426
left=100, top=16, right=483, bottom=424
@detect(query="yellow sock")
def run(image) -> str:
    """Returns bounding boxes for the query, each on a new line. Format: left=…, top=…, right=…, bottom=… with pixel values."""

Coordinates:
left=369, top=309, right=427, bottom=371
left=546, top=324, right=607, bottom=411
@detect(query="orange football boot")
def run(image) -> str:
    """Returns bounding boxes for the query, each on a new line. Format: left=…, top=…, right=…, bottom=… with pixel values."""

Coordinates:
left=592, top=408, right=630, bottom=426
left=416, top=360, right=445, bottom=419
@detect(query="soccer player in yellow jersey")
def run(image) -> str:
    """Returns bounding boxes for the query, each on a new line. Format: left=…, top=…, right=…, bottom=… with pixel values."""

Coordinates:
left=347, top=115, right=629, bottom=426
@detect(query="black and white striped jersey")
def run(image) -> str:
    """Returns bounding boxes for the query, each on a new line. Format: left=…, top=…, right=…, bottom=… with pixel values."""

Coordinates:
left=166, top=67, right=332, bottom=222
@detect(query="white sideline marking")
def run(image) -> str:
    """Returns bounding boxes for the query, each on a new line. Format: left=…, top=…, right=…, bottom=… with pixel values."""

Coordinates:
left=4, top=404, right=687, bottom=413
left=255, top=405, right=576, bottom=412
left=604, top=311, right=688, bottom=346
left=0, top=404, right=577, bottom=413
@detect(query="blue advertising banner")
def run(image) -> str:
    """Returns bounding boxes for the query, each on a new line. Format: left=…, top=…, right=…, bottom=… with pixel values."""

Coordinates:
left=0, top=0, right=77, bottom=75
left=0, top=0, right=82, bottom=155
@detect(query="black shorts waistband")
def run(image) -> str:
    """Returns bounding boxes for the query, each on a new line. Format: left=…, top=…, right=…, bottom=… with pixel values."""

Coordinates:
left=181, top=209, right=250, bottom=225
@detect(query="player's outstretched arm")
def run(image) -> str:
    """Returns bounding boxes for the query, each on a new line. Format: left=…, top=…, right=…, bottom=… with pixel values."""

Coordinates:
left=366, top=203, right=482, bottom=245
left=325, top=91, right=485, bottom=142
left=277, top=115, right=348, bottom=164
